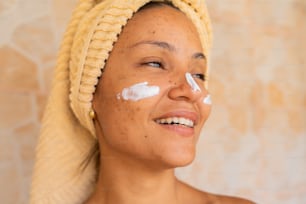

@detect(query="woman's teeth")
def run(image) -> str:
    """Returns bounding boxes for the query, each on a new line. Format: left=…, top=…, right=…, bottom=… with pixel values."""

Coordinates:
left=155, top=117, right=194, bottom=128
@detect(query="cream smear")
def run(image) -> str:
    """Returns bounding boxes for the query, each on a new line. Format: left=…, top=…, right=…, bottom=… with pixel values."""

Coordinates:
left=117, top=82, right=160, bottom=101
left=203, top=94, right=212, bottom=105
left=185, top=72, right=201, bottom=92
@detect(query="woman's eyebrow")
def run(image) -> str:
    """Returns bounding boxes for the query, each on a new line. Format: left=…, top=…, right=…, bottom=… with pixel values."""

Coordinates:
left=129, top=40, right=206, bottom=60
left=129, top=40, right=176, bottom=52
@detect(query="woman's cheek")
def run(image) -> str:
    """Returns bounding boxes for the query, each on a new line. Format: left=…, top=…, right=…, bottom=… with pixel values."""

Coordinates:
left=116, top=81, right=160, bottom=102
left=203, top=94, right=212, bottom=105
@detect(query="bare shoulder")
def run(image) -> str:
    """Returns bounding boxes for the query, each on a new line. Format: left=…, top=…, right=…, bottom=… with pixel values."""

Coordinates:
left=177, top=181, right=256, bottom=204
left=213, top=194, right=256, bottom=204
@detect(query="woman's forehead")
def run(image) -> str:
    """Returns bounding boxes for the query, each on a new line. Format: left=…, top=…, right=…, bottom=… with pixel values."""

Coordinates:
left=116, top=5, right=203, bottom=52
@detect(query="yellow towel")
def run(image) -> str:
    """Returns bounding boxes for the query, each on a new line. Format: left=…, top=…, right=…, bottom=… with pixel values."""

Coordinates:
left=30, top=0, right=212, bottom=203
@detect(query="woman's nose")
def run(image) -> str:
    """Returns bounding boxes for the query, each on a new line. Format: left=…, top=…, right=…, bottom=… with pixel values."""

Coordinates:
left=168, top=73, right=204, bottom=102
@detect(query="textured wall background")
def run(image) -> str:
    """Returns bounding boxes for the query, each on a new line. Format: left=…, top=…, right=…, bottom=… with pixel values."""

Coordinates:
left=0, top=0, right=305, bottom=203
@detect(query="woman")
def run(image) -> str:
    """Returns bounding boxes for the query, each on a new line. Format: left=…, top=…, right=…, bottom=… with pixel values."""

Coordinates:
left=30, top=0, right=255, bottom=203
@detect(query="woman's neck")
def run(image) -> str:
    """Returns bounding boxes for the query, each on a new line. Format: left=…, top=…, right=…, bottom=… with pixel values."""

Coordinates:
left=85, top=154, right=181, bottom=204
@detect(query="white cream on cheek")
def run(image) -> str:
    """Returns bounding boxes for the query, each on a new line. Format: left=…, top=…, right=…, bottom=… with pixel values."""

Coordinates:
left=185, top=72, right=201, bottom=92
left=203, top=94, right=212, bottom=105
left=117, top=82, right=160, bottom=101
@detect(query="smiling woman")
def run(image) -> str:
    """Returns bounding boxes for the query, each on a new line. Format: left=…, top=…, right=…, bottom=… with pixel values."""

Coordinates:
left=30, top=1, right=254, bottom=204
left=92, top=5, right=210, bottom=172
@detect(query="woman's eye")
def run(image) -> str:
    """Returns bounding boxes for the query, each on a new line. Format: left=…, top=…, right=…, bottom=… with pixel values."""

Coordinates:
left=192, top=73, right=206, bottom=81
left=145, top=61, right=163, bottom=68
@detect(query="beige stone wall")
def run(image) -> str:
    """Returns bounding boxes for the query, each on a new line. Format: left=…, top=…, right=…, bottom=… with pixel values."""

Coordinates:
left=0, top=0, right=305, bottom=203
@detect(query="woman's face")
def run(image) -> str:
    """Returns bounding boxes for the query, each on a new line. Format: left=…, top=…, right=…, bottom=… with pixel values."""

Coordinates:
left=93, top=5, right=211, bottom=169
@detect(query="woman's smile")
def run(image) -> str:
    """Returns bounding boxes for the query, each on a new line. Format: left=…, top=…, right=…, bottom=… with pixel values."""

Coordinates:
left=154, top=110, right=199, bottom=137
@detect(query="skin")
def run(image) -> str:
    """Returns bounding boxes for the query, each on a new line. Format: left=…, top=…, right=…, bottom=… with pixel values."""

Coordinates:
left=86, top=5, right=255, bottom=204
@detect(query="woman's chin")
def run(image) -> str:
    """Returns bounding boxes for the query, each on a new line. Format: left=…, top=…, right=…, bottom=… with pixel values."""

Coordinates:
left=159, top=150, right=196, bottom=169
left=173, top=156, right=195, bottom=168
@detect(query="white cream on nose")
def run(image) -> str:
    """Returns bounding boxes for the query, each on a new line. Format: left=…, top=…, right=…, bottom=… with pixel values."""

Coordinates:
left=185, top=72, right=212, bottom=105
left=185, top=72, right=201, bottom=92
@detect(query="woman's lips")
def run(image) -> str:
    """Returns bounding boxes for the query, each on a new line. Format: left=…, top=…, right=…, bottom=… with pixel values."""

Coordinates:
left=155, top=123, right=195, bottom=137
left=155, top=116, right=194, bottom=127
left=154, top=110, right=199, bottom=136
left=154, top=110, right=198, bottom=125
